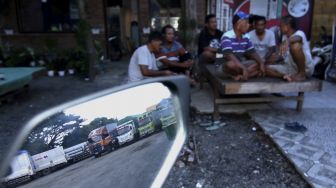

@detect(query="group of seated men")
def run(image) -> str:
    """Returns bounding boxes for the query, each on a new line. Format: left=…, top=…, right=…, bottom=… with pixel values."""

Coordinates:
left=128, top=11, right=314, bottom=83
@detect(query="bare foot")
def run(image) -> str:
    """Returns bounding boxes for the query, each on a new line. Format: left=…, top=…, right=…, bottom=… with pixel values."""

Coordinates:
left=283, top=74, right=306, bottom=82
left=283, top=74, right=292, bottom=82
left=232, top=75, right=244, bottom=81
left=290, top=73, right=306, bottom=81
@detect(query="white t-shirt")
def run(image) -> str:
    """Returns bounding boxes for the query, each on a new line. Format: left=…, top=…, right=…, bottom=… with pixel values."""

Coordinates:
left=249, top=29, right=276, bottom=59
left=128, top=45, right=158, bottom=82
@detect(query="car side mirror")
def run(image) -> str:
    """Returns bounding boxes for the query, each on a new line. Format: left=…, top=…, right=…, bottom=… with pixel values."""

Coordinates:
left=0, top=76, right=189, bottom=188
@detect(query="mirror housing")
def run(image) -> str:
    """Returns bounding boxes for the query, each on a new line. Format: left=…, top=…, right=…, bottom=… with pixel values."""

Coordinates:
left=0, top=75, right=190, bottom=188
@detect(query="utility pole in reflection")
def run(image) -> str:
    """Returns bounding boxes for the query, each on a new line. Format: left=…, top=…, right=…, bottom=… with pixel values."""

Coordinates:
left=77, top=0, right=96, bottom=81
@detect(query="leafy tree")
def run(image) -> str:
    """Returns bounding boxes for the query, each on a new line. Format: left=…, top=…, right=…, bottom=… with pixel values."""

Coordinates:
left=22, top=112, right=84, bottom=155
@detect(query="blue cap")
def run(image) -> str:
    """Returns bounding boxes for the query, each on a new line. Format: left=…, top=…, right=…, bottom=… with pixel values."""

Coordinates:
left=236, top=11, right=250, bottom=19
left=233, top=11, right=250, bottom=25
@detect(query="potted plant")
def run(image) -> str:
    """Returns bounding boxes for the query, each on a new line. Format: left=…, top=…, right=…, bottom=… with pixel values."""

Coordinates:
left=46, top=61, right=55, bottom=77
left=67, top=60, right=76, bottom=75
left=54, top=57, right=67, bottom=77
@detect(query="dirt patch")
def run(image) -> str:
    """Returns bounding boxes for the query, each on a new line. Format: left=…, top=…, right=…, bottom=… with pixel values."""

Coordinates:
left=164, top=114, right=310, bottom=188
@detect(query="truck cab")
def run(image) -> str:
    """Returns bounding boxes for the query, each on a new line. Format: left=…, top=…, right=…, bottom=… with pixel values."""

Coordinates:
left=116, top=120, right=136, bottom=145
left=2, top=150, right=35, bottom=186
left=87, top=126, right=118, bottom=158
left=160, top=106, right=177, bottom=129
left=137, top=113, right=155, bottom=137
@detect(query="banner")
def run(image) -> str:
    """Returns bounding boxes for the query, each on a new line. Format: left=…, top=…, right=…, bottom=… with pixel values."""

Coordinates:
left=210, top=0, right=314, bottom=40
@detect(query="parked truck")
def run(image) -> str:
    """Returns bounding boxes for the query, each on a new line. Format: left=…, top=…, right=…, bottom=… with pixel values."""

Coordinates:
left=137, top=112, right=155, bottom=137
left=116, top=120, right=137, bottom=145
left=64, top=142, right=91, bottom=163
left=87, top=126, right=118, bottom=158
left=160, top=105, right=177, bottom=129
left=2, top=150, right=35, bottom=186
left=31, top=146, right=67, bottom=176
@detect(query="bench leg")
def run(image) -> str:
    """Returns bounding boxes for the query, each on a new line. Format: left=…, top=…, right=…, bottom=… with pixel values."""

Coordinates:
left=212, top=86, right=220, bottom=121
left=296, top=92, right=304, bottom=112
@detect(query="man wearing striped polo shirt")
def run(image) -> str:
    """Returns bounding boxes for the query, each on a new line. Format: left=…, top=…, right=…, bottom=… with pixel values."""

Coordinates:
left=220, top=11, right=265, bottom=81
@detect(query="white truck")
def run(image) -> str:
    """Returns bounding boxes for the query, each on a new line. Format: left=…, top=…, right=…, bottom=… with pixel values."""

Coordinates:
left=32, top=146, right=67, bottom=176
left=64, top=142, right=91, bottom=163
left=2, top=150, right=35, bottom=186
left=116, top=120, right=137, bottom=145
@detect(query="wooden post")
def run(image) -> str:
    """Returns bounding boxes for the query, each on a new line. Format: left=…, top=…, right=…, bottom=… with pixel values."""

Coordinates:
left=212, top=84, right=220, bottom=121
left=77, top=0, right=96, bottom=81
left=296, top=92, right=304, bottom=112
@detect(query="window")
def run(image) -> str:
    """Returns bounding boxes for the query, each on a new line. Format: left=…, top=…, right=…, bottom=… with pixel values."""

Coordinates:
left=150, top=0, right=182, bottom=31
left=16, top=0, right=79, bottom=33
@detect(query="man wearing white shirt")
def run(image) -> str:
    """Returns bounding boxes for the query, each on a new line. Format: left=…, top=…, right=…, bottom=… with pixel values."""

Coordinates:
left=249, top=16, right=278, bottom=64
left=128, top=31, right=174, bottom=82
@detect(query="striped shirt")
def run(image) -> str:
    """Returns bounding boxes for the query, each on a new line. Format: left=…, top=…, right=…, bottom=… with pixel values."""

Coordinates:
left=220, top=30, right=254, bottom=60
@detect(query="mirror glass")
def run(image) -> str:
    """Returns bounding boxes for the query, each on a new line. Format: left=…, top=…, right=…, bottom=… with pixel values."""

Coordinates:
left=2, top=83, right=179, bottom=188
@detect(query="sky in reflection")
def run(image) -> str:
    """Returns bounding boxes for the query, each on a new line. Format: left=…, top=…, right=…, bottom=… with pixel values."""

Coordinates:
left=65, top=83, right=171, bottom=124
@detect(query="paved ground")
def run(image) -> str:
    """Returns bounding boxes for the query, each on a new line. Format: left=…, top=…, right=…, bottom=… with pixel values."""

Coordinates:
left=191, top=81, right=336, bottom=187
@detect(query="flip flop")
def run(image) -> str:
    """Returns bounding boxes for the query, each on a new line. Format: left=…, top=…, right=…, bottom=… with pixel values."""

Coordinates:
left=205, top=121, right=227, bottom=131
left=199, top=121, right=213, bottom=127
left=284, top=122, right=307, bottom=132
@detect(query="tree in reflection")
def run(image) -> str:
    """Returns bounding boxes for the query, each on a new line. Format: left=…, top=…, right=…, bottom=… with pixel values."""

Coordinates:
left=22, top=112, right=117, bottom=155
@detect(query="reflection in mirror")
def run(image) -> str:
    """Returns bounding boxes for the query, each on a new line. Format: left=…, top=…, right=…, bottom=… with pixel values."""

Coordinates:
left=2, top=83, right=179, bottom=188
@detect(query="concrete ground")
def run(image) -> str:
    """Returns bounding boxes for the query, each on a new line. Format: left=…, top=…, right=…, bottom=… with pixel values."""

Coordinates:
left=191, top=81, right=336, bottom=187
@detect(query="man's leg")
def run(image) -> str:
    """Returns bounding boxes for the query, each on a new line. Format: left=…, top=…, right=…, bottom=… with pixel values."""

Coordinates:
left=223, top=61, right=245, bottom=81
left=246, top=63, right=259, bottom=78
left=199, top=51, right=216, bottom=64
left=286, top=43, right=306, bottom=81
left=266, top=66, right=285, bottom=78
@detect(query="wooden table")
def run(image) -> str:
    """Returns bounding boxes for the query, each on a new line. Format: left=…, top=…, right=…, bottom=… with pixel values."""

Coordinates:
left=201, top=64, right=323, bottom=120
left=0, top=67, right=45, bottom=103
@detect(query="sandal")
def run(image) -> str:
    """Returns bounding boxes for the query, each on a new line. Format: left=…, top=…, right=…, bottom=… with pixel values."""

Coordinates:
left=284, top=122, right=307, bottom=132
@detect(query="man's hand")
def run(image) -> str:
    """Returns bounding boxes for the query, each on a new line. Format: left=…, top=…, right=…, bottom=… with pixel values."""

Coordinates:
left=259, top=63, right=265, bottom=77
left=242, top=66, right=249, bottom=80
left=182, top=60, right=193, bottom=68
left=163, top=70, right=176, bottom=76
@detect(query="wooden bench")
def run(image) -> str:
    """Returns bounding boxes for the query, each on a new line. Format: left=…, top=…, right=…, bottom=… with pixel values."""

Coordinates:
left=201, top=64, right=323, bottom=120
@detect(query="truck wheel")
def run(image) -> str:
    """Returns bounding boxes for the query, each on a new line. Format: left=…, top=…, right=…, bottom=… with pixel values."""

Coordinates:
left=94, top=154, right=101, bottom=158
left=42, top=168, right=51, bottom=176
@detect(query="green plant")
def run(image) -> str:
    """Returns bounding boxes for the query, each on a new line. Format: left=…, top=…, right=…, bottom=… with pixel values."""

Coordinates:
left=46, top=61, right=55, bottom=70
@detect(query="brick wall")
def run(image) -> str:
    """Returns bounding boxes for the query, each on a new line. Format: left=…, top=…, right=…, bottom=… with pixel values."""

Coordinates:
left=1, top=1, right=107, bottom=54
left=311, top=0, right=336, bottom=44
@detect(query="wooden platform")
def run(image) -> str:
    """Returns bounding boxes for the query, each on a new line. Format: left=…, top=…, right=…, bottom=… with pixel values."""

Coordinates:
left=201, top=64, right=323, bottom=119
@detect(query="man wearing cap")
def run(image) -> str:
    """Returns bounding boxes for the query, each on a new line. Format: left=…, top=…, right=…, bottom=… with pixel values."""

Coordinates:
left=220, top=11, right=265, bottom=81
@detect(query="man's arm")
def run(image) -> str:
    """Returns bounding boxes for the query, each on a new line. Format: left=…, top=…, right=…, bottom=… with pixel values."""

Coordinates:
left=140, top=65, right=174, bottom=77
left=198, top=31, right=218, bottom=53
left=159, top=58, right=192, bottom=68
left=265, top=31, right=277, bottom=61
left=246, top=50, right=265, bottom=65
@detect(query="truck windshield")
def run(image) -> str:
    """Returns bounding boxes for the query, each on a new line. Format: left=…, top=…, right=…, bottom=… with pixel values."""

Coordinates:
left=117, top=126, right=131, bottom=135
left=162, top=107, right=173, bottom=117
left=139, top=117, right=151, bottom=126
left=91, top=135, right=102, bottom=142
